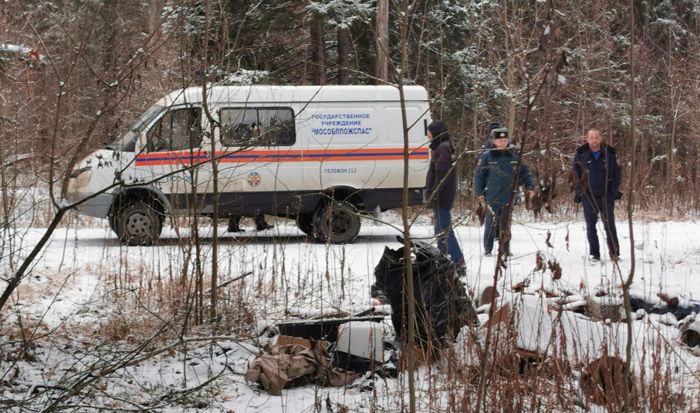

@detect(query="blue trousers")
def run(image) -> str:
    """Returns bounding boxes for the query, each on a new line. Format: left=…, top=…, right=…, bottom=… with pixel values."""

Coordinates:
left=434, top=209, right=464, bottom=264
left=582, top=195, right=619, bottom=258
left=484, top=205, right=509, bottom=254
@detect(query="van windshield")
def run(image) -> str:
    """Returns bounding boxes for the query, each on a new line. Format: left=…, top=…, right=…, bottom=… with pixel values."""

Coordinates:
left=105, top=105, right=165, bottom=152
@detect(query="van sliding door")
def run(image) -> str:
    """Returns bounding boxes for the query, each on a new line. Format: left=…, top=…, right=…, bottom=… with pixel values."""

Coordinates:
left=217, top=106, right=297, bottom=216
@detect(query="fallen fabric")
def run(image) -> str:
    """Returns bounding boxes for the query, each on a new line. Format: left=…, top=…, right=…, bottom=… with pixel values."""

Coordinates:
left=630, top=296, right=700, bottom=321
left=245, top=341, right=359, bottom=395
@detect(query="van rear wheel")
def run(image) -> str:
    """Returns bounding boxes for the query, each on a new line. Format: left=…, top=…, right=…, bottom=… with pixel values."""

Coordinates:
left=108, top=213, right=118, bottom=233
left=312, top=200, right=360, bottom=244
left=116, top=201, right=163, bottom=246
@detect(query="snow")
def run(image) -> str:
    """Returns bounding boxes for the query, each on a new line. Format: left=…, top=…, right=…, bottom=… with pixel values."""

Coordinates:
left=1, top=213, right=700, bottom=411
left=220, top=69, right=269, bottom=85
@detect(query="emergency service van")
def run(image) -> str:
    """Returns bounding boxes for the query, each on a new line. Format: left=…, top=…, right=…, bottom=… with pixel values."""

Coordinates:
left=64, top=85, right=431, bottom=245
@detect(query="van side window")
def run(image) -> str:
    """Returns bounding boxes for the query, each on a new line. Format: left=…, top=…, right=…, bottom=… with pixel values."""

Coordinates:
left=146, top=107, right=202, bottom=152
left=220, top=107, right=295, bottom=147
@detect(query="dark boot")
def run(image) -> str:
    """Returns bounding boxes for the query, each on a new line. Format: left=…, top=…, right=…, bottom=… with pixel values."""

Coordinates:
left=255, top=214, right=274, bottom=231
left=227, top=216, right=243, bottom=232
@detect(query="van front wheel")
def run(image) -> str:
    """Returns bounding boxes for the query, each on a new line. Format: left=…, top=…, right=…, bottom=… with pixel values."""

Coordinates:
left=116, top=201, right=163, bottom=246
left=312, top=200, right=360, bottom=244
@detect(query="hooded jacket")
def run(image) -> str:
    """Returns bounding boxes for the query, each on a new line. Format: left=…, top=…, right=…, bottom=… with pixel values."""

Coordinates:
left=572, top=143, right=621, bottom=200
left=474, top=148, right=535, bottom=207
left=425, top=134, right=457, bottom=209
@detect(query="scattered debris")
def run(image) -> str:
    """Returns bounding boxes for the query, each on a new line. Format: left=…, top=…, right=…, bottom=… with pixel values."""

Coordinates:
left=276, top=315, right=384, bottom=343
left=245, top=341, right=359, bottom=395
left=334, top=321, right=385, bottom=373
left=586, top=295, right=624, bottom=322
left=630, top=295, right=700, bottom=322
left=680, top=319, right=700, bottom=349
left=276, top=335, right=317, bottom=349
left=248, top=243, right=700, bottom=399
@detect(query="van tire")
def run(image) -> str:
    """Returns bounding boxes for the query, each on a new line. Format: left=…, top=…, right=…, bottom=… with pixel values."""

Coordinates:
left=108, top=213, right=118, bottom=233
left=296, top=213, right=314, bottom=235
left=116, top=201, right=163, bottom=246
left=312, top=200, right=361, bottom=244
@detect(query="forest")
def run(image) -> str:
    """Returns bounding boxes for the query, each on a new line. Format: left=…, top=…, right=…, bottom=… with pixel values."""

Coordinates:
left=3, top=0, right=700, bottom=211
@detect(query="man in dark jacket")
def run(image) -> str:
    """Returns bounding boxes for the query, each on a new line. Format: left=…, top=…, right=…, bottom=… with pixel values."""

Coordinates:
left=425, top=120, right=464, bottom=269
left=572, top=128, right=622, bottom=262
left=474, top=129, right=535, bottom=256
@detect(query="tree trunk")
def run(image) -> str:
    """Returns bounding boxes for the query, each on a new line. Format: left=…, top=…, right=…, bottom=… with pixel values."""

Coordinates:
left=622, top=1, right=637, bottom=410
left=99, top=0, right=119, bottom=145
left=337, top=27, right=350, bottom=85
left=149, top=0, right=164, bottom=35
left=375, top=0, right=389, bottom=83
left=397, top=5, right=416, bottom=413
left=310, top=15, right=325, bottom=85
left=203, top=0, right=219, bottom=326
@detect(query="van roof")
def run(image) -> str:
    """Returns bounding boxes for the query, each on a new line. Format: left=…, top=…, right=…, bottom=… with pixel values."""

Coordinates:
left=156, top=85, right=429, bottom=107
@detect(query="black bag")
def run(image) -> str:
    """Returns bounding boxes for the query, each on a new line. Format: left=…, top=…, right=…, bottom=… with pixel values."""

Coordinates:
left=373, top=238, right=478, bottom=346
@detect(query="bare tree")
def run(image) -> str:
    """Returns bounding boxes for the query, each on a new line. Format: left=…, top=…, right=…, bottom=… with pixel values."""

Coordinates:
left=337, top=26, right=350, bottom=85
left=310, top=14, right=326, bottom=84
left=375, top=0, right=389, bottom=83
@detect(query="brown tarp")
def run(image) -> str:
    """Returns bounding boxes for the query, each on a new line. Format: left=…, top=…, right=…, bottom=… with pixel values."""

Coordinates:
left=245, top=341, right=359, bottom=395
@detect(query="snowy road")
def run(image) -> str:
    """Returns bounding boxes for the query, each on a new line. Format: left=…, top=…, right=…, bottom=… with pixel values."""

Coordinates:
left=7, top=216, right=700, bottom=323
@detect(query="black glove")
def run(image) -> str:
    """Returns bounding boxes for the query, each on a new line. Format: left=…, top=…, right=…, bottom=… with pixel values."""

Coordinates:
left=615, top=191, right=623, bottom=200
left=573, top=193, right=582, bottom=203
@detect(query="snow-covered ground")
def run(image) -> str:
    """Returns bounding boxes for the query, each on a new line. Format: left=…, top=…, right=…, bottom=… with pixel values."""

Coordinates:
left=1, top=213, right=699, bottom=411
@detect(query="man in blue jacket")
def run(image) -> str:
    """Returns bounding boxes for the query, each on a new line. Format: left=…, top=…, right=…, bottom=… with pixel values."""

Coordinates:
left=474, top=129, right=535, bottom=257
left=572, top=128, right=622, bottom=262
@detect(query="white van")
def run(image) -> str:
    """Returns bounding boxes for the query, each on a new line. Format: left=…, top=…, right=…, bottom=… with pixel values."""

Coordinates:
left=64, top=85, right=431, bottom=245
